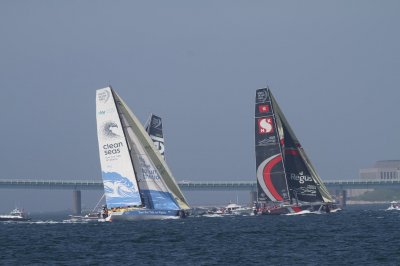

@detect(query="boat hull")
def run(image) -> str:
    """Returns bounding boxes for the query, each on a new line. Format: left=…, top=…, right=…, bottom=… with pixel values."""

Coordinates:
left=0, top=217, right=30, bottom=222
left=260, top=203, right=337, bottom=215
left=107, top=209, right=185, bottom=221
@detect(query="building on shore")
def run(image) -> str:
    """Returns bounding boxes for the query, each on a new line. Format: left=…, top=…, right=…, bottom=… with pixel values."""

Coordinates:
left=360, top=160, right=400, bottom=180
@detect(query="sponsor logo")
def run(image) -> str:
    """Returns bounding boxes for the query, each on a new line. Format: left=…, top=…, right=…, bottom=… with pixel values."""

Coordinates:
left=290, top=171, right=312, bottom=184
left=258, top=118, right=273, bottom=134
left=150, top=136, right=165, bottom=155
left=102, top=121, right=121, bottom=139
left=98, top=90, right=110, bottom=103
left=258, top=136, right=276, bottom=145
left=256, top=89, right=268, bottom=103
left=299, top=186, right=317, bottom=195
left=150, top=117, right=162, bottom=129
left=138, top=156, right=160, bottom=180
left=97, top=108, right=116, bottom=115
left=102, top=142, right=123, bottom=155
left=258, top=104, right=270, bottom=113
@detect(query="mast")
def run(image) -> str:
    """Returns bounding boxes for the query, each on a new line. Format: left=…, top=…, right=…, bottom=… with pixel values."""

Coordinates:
left=110, top=88, right=145, bottom=205
left=268, top=89, right=291, bottom=202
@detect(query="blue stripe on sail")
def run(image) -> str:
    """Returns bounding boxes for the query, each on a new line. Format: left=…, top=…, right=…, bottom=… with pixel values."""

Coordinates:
left=141, top=190, right=179, bottom=210
left=102, top=171, right=142, bottom=208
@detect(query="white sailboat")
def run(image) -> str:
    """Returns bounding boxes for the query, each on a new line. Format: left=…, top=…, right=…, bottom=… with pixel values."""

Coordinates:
left=96, top=87, right=190, bottom=221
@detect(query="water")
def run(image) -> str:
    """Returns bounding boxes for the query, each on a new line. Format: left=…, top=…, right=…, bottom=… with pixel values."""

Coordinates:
left=1, top=205, right=399, bottom=265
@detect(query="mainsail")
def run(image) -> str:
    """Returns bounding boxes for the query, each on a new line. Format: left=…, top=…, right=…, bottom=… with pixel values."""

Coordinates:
left=96, top=87, right=190, bottom=211
left=255, top=88, right=332, bottom=204
left=96, top=88, right=142, bottom=208
left=145, top=114, right=166, bottom=159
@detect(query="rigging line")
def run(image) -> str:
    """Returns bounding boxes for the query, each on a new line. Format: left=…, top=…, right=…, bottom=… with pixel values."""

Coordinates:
left=92, top=194, right=105, bottom=213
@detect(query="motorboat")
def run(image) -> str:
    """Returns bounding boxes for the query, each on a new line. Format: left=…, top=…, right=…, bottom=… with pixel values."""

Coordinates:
left=0, top=208, right=30, bottom=221
left=205, top=203, right=253, bottom=216
left=387, top=201, right=400, bottom=211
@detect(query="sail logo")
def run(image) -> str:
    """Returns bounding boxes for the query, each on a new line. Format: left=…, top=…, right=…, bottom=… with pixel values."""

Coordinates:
left=290, top=172, right=312, bottom=184
left=150, top=136, right=165, bottom=155
left=102, top=121, right=121, bottom=139
left=258, top=104, right=270, bottom=113
left=150, top=117, right=162, bottom=129
left=103, top=142, right=123, bottom=155
left=97, top=90, right=110, bottom=103
left=258, top=118, right=273, bottom=134
left=256, top=90, right=268, bottom=103
left=97, top=108, right=116, bottom=115
left=138, top=156, right=161, bottom=180
left=258, top=136, right=276, bottom=145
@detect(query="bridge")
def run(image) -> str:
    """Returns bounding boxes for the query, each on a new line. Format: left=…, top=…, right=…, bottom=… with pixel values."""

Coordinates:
left=1, top=179, right=399, bottom=213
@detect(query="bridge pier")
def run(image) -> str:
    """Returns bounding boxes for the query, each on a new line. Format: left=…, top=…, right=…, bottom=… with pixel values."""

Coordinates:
left=72, top=190, right=81, bottom=215
left=249, top=190, right=257, bottom=205
left=336, top=189, right=347, bottom=208
left=341, top=190, right=347, bottom=208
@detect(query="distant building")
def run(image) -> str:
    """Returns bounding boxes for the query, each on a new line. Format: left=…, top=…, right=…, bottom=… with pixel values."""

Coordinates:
left=360, top=160, right=400, bottom=180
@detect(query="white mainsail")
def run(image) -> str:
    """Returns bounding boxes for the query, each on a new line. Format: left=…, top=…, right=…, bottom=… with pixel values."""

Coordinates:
left=96, top=88, right=142, bottom=208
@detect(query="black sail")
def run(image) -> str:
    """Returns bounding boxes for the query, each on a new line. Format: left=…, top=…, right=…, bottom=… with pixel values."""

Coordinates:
left=255, top=88, right=290, bottom=202
left=269, top=89, right=333, bottom=203
left=280, top=123, right=323, bottom=203
left=145, top=114, right=166, bottom=159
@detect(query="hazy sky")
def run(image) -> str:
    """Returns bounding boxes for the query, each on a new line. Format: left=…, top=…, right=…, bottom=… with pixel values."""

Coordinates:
left=0, top=1, right=399, bottom=211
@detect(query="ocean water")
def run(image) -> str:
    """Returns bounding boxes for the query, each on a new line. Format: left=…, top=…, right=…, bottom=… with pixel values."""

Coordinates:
left=1, top=205, right=399, bottom=265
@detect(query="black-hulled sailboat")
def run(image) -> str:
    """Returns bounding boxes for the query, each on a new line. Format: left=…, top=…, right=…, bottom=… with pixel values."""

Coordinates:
left=254, top=88, right=336, bottom=215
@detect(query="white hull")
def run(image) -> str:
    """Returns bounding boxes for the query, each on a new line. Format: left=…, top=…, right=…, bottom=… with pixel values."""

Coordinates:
left=108, top=214, right=180, bottom=221
left=105, top=209, right=185, bottom=222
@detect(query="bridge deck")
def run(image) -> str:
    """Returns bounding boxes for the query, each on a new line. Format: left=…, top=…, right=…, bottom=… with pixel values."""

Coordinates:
left=1, top=179, right=400, bottom=190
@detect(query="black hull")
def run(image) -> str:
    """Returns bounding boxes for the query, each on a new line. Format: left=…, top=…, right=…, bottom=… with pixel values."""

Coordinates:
left=259, top=203, right=334, bottom=215
left=0, top=217, right=30, bottom=221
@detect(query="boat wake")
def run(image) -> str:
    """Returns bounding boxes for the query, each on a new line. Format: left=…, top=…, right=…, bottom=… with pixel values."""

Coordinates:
left=285, top=210, right=316, bottom=216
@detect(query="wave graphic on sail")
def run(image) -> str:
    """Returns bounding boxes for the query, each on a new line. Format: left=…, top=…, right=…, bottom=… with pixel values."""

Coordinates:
left=102, top=171, right=142, bottom=207
left=256, top=153, right=284, bottom=202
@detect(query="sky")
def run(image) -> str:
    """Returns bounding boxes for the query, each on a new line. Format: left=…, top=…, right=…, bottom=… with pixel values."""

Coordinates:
left=0, top=1, right=399, bottom=212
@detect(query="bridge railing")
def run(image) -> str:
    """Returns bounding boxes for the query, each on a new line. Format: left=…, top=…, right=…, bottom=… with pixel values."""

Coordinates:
left=1, top=179, right=400, bottom=190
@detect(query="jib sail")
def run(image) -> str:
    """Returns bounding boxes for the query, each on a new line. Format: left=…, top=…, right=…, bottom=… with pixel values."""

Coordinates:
left=112, top=89, right=190, bottom=210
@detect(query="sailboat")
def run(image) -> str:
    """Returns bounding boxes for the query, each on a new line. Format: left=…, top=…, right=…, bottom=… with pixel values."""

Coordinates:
left=96, top=86, right=190, bottom=221
left=254, top=87, right=336, bottom=215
